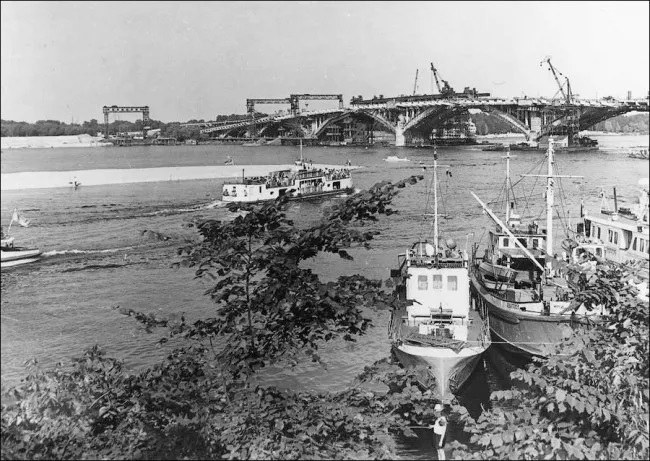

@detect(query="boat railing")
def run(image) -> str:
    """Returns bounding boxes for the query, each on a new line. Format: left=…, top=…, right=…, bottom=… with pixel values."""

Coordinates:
left=223, top=177, right=267, bottom=185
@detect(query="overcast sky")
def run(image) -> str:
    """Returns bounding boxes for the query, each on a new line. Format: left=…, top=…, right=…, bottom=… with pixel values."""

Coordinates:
left=1, top=1, right=648, bottom=123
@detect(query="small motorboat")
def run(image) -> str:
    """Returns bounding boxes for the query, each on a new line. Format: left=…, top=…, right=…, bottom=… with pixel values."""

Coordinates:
left=1, top=237, right=41, bottom=268
left=1, top=208, right=41, bottom=268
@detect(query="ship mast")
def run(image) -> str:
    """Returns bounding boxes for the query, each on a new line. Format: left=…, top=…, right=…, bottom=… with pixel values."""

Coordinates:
left=505, top=148, right=511, bottom=224
left=433, top=148, right=439, bottom=251
left=545, top=138, right=555, bottom=268
left=521, top=137, right=583, bottom=275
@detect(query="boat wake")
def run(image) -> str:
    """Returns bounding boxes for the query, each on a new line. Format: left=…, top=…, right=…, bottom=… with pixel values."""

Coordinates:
left=141, top=200, right=225, bottom=216
left=42, top=246, right=134, bottom=257
left=385, top=156, right=410, bottom=162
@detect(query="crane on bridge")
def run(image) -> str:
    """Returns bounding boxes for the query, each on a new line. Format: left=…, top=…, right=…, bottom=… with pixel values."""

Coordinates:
left=540, top=56, right=572, bottom=104
left=430, top=62, right=454, bottom=97
left=413, top=69, right=419, bottom=95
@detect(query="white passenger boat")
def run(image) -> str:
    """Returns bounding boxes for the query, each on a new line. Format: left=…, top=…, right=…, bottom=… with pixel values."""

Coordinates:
left=567, top=178, right=649, bottom=266
left=221, top=141, right=353, bottom=203
left=388, top=149, right=490, bottom=401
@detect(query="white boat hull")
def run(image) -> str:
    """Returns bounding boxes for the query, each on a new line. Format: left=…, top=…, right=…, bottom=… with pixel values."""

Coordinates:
left=392, top=343, right=486, bottom=401
left=222, top=180, right=354, bottom=203
left=1, top=248, right=42, bottom=268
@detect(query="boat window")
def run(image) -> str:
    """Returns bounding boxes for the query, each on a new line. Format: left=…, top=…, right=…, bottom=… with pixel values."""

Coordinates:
left=418, top=275, right=428, bottom=290
left=596, top=248, right=603, bottom=257
left=613, top=232, right=618, bottom=244
left=596, top=226, right=601, bottom=239
left=503, top=238, right=509, bottom=247
left=608, top=230, right=613, bottom=243
left=432, top=275, right=443, bottom=289
left=641, top=239, right=646, bottom=253
left=633, top=238, right=637, bottom=251
left=532, top=238, right=539, bottom=249
left=447, top=276, right=458, bottom=291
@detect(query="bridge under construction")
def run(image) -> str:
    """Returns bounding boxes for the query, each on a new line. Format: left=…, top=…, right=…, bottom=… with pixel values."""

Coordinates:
left=178, top=61, right=650, bottom=147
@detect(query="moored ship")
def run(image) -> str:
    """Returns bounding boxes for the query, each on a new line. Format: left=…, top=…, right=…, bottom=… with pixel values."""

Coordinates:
left=389, top=150, right=490, bottom=401
left=565, top=178, right=649, bottom=266
left=469, top=140, right=603, bottom=358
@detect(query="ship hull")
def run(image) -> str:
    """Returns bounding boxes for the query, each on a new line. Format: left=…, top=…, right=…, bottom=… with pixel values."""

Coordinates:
left=392, top=343, right=485, bottom=400
left=470, top=275, right=576, bottom=358
left=222, top=186, right=354, bottom=203
left=1, top=248, right=42, bottom=268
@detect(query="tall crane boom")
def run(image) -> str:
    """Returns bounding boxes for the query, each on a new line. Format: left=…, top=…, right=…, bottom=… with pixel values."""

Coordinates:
left=430, top=62, right=442, bottom=93
left=413, top=69, right=419, bottom=95
left=540, top=56, right=572, bottom=103
left=430, top=62, right=453, bottom=96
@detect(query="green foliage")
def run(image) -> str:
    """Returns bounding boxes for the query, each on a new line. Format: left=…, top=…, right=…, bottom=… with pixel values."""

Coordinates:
left=171, top=177, right=423, bottom=378
left=1, top=345, right=447, bottom=459
left=593, top=113, right=649, bottom=133
left=447, top=265, right=649, bottom=460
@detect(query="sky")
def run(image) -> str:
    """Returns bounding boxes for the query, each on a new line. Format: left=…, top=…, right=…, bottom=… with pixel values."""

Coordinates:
left=1, top=1, right=648, bottom=123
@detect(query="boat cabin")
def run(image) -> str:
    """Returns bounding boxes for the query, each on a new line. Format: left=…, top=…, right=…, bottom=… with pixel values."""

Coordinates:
left=486, top=221, right=547, bottom=272
left=394, top=241, right=471, bottom=341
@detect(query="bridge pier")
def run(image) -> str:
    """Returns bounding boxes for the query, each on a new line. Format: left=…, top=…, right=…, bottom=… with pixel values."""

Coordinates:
left=395, top=116, right=406, bottom=147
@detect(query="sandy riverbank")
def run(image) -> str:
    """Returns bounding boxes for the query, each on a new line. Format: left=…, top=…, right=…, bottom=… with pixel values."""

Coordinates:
left=1, top=135, right=111, bottom=149
left=0, top=164, right=358, bottom=191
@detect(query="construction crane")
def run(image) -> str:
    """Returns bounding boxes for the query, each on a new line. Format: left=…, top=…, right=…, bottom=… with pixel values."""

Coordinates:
left=540, top=56, right=572, bottom=103
left=413, top=69, right=419, bottom=95
left=430, top=62, right=454, bottom=97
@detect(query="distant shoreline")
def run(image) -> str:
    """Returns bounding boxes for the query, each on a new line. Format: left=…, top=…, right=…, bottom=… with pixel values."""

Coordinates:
left=1, top=134, right=111, bottom=150
left=2, top=131, right=648, bottom=150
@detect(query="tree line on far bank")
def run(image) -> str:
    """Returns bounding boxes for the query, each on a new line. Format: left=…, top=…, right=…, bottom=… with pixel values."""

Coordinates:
left=1, top=113, right=648, bottom=140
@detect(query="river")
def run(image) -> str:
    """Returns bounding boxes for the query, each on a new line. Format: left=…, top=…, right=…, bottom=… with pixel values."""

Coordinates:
left=1, top=133, right=648, bottom=458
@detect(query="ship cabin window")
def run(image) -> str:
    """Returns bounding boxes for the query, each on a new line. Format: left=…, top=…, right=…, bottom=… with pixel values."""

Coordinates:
left=641, top=239, right=646, bottom=253
left=432, top=275, right=443, bottom=289
left=633, top=238, right=637, bottom=251
left=532, top=238, right=539, bottom=249
left=502, top=237, right=509, bottom=247
left=596, top=248, right=603, bottom=257
left=447, top=276, right=458, bottom=291
left=596, top=227, right=601, bottom=239
left=418, top=275, right=428, bottom=290
left=259, top=186, right=262, bottom=193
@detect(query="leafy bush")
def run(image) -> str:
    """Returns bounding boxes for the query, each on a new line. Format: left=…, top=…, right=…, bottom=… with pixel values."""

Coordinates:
left=447, top=266, right=649, bottom=460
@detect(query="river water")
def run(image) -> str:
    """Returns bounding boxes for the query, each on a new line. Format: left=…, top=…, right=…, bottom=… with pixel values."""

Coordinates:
left=1, top=133, right=648, bottom=457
